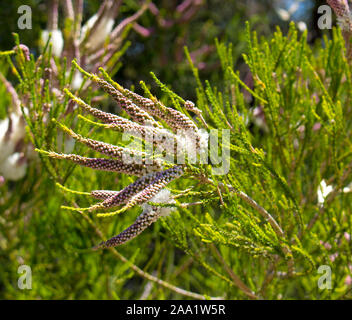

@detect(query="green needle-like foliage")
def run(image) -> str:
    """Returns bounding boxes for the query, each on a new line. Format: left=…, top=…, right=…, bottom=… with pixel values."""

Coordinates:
left=1, top=20, right=352, bottom=300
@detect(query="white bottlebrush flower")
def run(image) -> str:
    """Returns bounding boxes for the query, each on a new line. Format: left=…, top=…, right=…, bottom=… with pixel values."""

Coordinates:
left=276, top=8, right=290, bottom=21
left=40, top=29, right=64, bottom=57
left=80, top=14, right=115, bottom=52
left=297, top=21, right=307, bottom=32
left=317, top=180, right=333, bottom=205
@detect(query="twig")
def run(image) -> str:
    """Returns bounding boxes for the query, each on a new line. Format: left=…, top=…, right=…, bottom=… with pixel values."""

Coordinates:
left=110, top=2, right=149, bottom=41
left=47, top=0, right=59, bottom=31
left=178, top=201, right=203, bottom=207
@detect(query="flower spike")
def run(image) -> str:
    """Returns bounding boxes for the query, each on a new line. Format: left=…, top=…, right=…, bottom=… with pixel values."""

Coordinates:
left=82, top=166, right=183, bottom=213
left=53, top=119, right=162, bottom=168
left=36, top=149, right=159, bottom=176
left=93, top=205, right=162, bottom=249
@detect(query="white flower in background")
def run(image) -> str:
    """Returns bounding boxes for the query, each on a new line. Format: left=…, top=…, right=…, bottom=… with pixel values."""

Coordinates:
left=317, top=180, right=333, bottom=205
left=0, top=118, right=14, bottom=163
left=297, top=21, right=307, bottom=32
left=0, top=113, right=25, bottom=161
left=276, top=8, right=290, bottom=21
left=80, top=14, right=115, bottom=53
left=0, top=113, right=27, bottom=181
left=317, top=179, right=352, bottom=206
left=40, top=29, right=64, bottom=57
left=40, top=9, right=115, bottom=59
left=0, top=152, right=27, bottom=181
left=343, top=182, right=352, bottom=193
left=276, top=1, right=299, bottom=21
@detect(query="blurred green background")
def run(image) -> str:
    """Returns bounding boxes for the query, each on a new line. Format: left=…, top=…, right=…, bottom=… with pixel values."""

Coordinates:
left=0, top=0, right=340, bottom=300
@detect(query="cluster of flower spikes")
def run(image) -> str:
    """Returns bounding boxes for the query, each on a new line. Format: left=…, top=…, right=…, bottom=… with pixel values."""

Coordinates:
left=38, top=63, right=207, bottom=249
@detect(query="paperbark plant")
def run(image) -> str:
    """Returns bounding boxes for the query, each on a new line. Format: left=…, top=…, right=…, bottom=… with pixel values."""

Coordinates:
left=3, top=16, right=352, bottom=299
left=35, top=56, right=303, bottom=291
